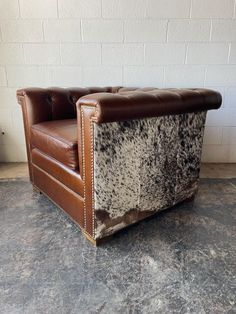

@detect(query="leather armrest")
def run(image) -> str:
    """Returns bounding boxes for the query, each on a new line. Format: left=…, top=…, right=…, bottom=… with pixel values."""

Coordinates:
left=77, top=88, right=222, bottom=123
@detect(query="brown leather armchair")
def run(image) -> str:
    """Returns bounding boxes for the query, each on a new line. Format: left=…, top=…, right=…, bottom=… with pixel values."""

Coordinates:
left=17, top=87, right=222, bottom=245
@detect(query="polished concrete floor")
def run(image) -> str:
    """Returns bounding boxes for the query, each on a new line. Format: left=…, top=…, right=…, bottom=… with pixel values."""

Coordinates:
left=0, top=164, right=236, bottom=313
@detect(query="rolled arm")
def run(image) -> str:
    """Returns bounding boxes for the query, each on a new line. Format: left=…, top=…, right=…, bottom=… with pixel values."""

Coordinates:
left=77, top=88, right=222, bottom=123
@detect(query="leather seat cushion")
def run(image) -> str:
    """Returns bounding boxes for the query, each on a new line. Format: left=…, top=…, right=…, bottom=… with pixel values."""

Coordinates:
left=31, top=119, right=78, bottom=170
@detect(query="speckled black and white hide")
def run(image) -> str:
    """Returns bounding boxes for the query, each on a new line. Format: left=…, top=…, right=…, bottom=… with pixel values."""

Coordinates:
left=93, top=111, right=207, bottom=239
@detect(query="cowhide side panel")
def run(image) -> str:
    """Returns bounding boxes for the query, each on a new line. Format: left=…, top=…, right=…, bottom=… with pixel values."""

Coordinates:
left=93, top=111, right=207, bottom=239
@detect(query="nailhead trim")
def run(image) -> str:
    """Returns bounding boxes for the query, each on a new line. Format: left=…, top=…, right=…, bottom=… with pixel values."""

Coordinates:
left=90, top=120, right=95, bottom=239
left=81, top=106, right=96, bottom=239
left=81, top=108, right=87, bottom=230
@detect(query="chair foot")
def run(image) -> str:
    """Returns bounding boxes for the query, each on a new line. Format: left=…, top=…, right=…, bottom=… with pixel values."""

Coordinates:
left=82, top=230, right=113, bottom=246
left=82, top=230, right=98, bottom=246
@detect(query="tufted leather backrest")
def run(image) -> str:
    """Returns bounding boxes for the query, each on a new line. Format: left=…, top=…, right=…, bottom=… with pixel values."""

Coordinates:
left=17, top=87, right=119, bottom=125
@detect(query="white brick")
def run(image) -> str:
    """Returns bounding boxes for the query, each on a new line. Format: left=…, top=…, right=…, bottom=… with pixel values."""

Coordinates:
left=0, top=44, right=24, bottom=65
left=17, top=142, right=27, bottom=162
left=146, top=0, right=191, bottom=18
left=19, top=0, right=57, bottom=18
left=0, top=88, right=17, bottom=107
left=83, top=66, right=122, bottom=86
left=0, top=67, right=7, bottom=86
left=211, top=20, right=236, bottom=42
left=205, top=66, right=236, bottom=86
left=102, top=0, right=146, bottom=18
left=222, top=127, right=236, bottom=144
left=0, top=0, right=19, bottom=19
left=61, top=44, right=101, bottom=66
left=24, top=44, right=60, bottom=65
left=0, top=109, right=12, bottom=129
left=1, top=20, right=43, bottom=42
left=6, top=66, right=51, bottom=88
left=145, top=43, right=185, bottom=65
left=206, top=109, right=236, bottom=127
left=58, top=0, right=101, bottom=18
left=44, top=20, right=81, bottom=42
left=229, top=44, right=236, bottom=64
left=225, top=87, right=236, bottom=108
left=191, top=0, right=234, bottom=18
left=50, top=67, right=83, bottom=87
left=0, top=144, right=26, bottom=162
left=206, top=110, right=225, bottom=127
left=102, top=44, right=144, bottom=65
left=82, top=20, right=123, bottom=43
left=203, top=127, right=222, bottom=145
left=186, top=43, right=229, bottom=64
left=165, top=65, right=205, bottom=87
left=0, top=125, right=27, bottom=161
left=168, top=20, right=211, bottom=42
left=201, top=145, right=229, bottom=163
left=1, top=118, right=23, bottom=148
left=123, top=66, right=164, bottom=87
left=11, top=107, right=24, bottom=131
left=125, top=20, right=167, bottom=43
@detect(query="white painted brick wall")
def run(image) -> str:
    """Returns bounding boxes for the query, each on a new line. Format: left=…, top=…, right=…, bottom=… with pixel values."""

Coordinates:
left=229, top=44, right=236, bottom=64
left=0, top=0, right=19, bottom=19
left=211, top=20, right=236, bottom=42
left=146, top=0, right=191, bottom=18
left=102, top=44, right=144, bottom=65
left=124, top=20, right=167, bottom=42
left=165, top=65, right=206, bottom=87
left=0, top=44, right=25, bottom=65
left=102, top=0, right=146, bottom=19
left=191, top=0, right=235, bottom=18
left=0, top=67, right=7, bottom=86
left=58, top=0, right=101, bottom=18
left=6, top=66, right=51, bottom=87
left=50, top=66, right=83, bottom=86
left=44, top=20, right=81, bottom=42
left=61, top=43, right=101, bottom=65
left=145, top=43, right=186, bottom=65
left=124, top=66, right=164, bottom=86
left=0, top=0, right=236, bottom=162
left=19, top=0, right=58, bottom=19
left=83, top=66, right=123, bottom=86
left=1, top=20, right=43, bottom=42
left=24, top=44, right=61, bottom=65
left=82, top=20, right=123, bottom=42
left=167, top=20, right=211, bottom=42
left=186, top=43, right=229, bottom=64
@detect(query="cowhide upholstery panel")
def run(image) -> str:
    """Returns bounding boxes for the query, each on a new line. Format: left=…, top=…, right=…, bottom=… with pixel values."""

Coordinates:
left=93, top=111, right=207, bottom=239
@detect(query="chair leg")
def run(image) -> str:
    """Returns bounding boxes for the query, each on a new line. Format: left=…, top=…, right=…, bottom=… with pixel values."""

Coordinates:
left=82, top=230, right=98, bottom=246
left=82, top=230, right=113, bottom=246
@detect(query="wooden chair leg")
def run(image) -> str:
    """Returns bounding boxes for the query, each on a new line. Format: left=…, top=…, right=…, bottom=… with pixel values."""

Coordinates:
left=82, top=230, right=98, bottom=246
left=82, top=230, right=114, bottom=246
